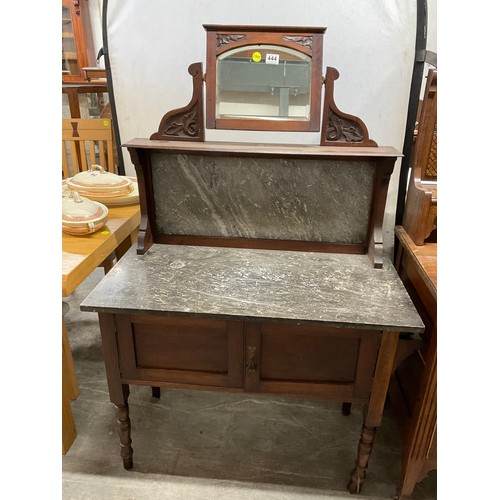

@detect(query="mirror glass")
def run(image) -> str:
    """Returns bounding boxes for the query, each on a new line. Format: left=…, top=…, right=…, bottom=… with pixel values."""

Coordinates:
left=216, top=45, right=312, bottom=121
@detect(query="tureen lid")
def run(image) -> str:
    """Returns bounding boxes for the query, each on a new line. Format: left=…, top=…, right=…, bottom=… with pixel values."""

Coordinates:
left=62, top=191, right=108, bottom=223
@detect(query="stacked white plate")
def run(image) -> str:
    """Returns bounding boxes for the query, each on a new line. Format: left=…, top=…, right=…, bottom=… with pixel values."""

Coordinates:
left=65, top=164, right=139, bottom=206
left=62, top=190, right=109, bottom=235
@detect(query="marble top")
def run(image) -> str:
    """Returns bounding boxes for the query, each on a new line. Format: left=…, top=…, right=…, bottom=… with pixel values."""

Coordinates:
left=80, top=244, right=424, bottom=333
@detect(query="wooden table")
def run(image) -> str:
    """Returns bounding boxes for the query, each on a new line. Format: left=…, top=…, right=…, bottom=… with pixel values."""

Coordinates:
left=391, top=226, right=437, bottom=498
left=62, top=203, right=140, bottom=454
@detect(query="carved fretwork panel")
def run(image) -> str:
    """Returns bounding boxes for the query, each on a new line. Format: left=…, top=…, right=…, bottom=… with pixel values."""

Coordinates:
left=216, top=34, right=247, bottom=47
left=282, top=35, right=313, bottom=49
left=321, top=67, right=377, bottom=147
left=422, top=123, right=437, bottom=180
left=161, top=107, right=200, bottom=139
left=150, top=62, right=205, bottom=142
left=325, top=109, right=366, bottom=143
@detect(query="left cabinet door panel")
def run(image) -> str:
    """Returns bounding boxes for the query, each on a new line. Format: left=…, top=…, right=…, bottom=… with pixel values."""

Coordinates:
left=116, top=315, right=244, bottom=388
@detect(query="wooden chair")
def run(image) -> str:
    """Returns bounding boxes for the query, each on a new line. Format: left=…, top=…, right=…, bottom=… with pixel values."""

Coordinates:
left=62, top=117, right=117, bottom=272
left=62, top=118, right=116, bottom=179
left=402, top=69, right=437, bottom=245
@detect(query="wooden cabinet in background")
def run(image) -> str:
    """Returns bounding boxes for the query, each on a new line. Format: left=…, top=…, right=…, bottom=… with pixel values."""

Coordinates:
left=392, top=66, right=438, bottom=498
left=62, top=0, right=96, bottom=82
left=391, top=226, right=437, bottom=499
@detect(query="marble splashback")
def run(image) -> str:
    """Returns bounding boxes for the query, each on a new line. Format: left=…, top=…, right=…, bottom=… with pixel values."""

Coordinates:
left=151, top=153, right=375, bottom=244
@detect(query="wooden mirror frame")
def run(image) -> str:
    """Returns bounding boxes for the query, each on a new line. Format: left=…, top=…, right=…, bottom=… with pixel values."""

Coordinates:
left=204, top=25, right=325, bottom=132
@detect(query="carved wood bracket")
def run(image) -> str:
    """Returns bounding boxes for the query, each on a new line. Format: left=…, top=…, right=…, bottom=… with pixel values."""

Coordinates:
left=127, top=147, right=153, bottom=255
left=368, top=159, right=394, bottom=269
left=320, top=67, right=377, bottom=147
left=150, top=62, right=205, bottom=142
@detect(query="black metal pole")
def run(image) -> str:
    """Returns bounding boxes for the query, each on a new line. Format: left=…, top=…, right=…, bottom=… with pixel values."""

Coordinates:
left=101, top=0, right=125, bottom=175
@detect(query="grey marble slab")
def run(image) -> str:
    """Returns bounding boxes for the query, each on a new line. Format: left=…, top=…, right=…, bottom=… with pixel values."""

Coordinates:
left=81, top=244, right=424, bottom=333
left=151, top=153, right=374, bottom=244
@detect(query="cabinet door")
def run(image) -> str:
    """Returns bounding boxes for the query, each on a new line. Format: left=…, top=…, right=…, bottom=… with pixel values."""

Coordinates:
left=62, top=0, right=94, bottom=82
left=116, top=315, right=244, bottom=388
left=244, top=322, right=380, bottom=402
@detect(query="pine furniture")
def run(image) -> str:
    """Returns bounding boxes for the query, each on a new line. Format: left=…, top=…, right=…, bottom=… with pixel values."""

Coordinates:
left=62, top=204, right=140, bottom=453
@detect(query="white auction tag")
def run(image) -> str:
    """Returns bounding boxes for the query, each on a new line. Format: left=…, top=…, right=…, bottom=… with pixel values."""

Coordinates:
left=265, top=53, right=280, bottom=65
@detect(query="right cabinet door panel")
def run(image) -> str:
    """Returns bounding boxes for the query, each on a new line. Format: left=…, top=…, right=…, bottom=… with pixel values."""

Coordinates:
left=244, top=322, right=380, bottom=402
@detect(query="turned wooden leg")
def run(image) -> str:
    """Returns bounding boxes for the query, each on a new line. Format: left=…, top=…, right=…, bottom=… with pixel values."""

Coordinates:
left=99, top=313, right=134, bottom=470
left=151, top=386, right=161, bottom=399
left=347, top=423, right=376, bottom=493
left=342, top=402, right=352, bottom=416
left=114, top=403, right=133, bottom=470
left=346, top=330, right=399, bottom=494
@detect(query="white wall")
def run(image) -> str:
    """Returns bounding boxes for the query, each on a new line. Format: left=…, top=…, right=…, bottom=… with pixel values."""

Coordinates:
left=88, top=0, right=104, bottom=66
left=427, top=0, right=437, bottom=53
left=90, top=0, right=438, bottom=255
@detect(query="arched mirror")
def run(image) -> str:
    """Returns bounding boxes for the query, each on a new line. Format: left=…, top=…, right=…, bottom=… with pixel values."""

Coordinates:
left=204, top=25, right=325, bottom=132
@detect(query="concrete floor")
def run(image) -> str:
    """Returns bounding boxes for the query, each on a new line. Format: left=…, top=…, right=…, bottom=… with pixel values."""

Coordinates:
left=62, top=268, right=437, bottom=500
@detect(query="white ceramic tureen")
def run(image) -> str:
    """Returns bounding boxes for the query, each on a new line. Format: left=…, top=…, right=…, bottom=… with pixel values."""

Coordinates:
left=65, top=164, right=133, bottom=198
left=62, top=190, right=109, bottom=235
